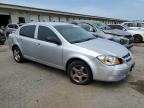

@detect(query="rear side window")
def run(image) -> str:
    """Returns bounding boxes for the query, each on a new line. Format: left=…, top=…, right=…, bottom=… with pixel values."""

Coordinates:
left=38, top=26, right=57, bottom=42
left=20, top=25, right=36, bottom=38
left=125, top=23, right=136, bottom=27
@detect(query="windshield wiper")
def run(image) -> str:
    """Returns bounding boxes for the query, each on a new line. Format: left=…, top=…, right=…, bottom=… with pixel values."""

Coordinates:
left=83, top=37, right=96, bottom=41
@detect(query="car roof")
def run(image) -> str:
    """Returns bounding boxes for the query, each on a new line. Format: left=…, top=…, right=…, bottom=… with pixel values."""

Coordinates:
left=108, top=24, right=121, bottom=26
left=123, top=22, right=144, bottom=24
left=24, top=22, right=74, bottom=26
left=71, top=20, right=101, bottom=24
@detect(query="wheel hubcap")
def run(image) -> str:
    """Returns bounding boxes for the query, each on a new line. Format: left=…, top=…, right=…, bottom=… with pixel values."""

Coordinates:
left=14, top=49, right=20, bottom=61
left=71, top=65, right=88, bottom=83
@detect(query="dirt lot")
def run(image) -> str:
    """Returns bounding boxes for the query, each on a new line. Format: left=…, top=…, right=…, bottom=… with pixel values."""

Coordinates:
left=0, top=44, right=144, bottom=108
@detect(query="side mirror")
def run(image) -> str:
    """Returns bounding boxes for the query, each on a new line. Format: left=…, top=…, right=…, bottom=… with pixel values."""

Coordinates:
left=46, top=36, right=62, bottom=45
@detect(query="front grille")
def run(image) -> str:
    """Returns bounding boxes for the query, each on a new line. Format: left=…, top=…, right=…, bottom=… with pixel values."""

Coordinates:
left=126, top=58, right=132, bottom=62
left=122, top=53, right=132, bottom=63
left=123, top=53, right=130, bottom=58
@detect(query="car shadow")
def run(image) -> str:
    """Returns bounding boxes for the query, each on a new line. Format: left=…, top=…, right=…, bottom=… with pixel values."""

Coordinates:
left=21, top=60, right=129, bottom=88
left=26, top=60, right=66, bottom=76
left=90, top=78, right=129, bottom=89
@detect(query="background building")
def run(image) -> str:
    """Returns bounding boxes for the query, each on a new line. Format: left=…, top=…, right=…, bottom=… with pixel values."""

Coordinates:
left=0, top=3, right=127, bottom=27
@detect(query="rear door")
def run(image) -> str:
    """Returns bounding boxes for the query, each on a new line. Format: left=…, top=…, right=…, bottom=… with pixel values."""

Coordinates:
left=18, top=25, right=38, bottom=58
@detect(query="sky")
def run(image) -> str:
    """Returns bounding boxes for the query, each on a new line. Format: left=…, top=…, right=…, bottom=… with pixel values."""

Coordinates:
left=0, top=0, right=144, bottom=20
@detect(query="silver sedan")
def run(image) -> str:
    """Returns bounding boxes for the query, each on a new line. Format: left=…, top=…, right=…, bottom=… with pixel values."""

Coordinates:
left=8, top=22, right=135, bottom=85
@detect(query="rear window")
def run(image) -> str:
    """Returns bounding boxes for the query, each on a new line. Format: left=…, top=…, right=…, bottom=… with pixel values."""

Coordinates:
left=124, top=23, right=136, bottom=27
left=137, top=23, right=144, bottom=27
left=20, top=25, right=36, bottom=38
left=8, top=24, right=18, bottom=29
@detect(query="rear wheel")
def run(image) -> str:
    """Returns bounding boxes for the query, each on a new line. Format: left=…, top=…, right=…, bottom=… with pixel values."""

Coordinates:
left=0, top=42, right=4, bottom=45
left=13, top=47, right=25, bottom=63
left=67, top=60, right=93, bottom=85
left=133, top=35, right=142, bottom=43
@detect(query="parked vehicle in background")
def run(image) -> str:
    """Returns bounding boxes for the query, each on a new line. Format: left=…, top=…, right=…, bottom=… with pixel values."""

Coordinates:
left=109, top=24, right=144, bottom=43
left=5, top=23, right=24, bottom=37
left=71, top=20, right=134, bottom=49
left=122, top=22, right=144, bottom=30
left=109, top=24, right=127, bottom=31
left=8, top=22, right=135, bottom=85
left=0, top=27, right=6, bottom=45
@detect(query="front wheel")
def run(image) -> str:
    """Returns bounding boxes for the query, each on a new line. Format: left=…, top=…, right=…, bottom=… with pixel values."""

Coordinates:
left=133, top=35, right=142, bottom=43
left=13, top=47, right=25, bottom=63
left=67, top=60, right=93, bottom=85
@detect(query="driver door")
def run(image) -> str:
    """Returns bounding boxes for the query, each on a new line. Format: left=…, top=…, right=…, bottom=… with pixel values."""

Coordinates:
left=35, top=25, right=63, bottom=68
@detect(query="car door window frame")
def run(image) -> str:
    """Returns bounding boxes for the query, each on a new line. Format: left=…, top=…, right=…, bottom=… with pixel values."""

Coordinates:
left=19, top=25, right=36, bottom=39
left=36, top=25, right=62, bottom=45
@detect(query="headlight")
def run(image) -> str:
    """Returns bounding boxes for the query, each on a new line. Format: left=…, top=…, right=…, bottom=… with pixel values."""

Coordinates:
left=97, top=55, right=122, bottom=65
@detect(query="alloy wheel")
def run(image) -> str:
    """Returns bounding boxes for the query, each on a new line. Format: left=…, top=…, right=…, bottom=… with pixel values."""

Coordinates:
left=70, top=65, right=89, bottom=83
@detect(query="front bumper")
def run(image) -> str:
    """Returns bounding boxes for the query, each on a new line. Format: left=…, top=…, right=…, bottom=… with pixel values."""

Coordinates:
left=125, top=43, right=133, bottom=49
left=91, top=57, right=135, bottom=82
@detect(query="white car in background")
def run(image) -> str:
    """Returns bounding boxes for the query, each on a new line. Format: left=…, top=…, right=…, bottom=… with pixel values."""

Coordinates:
left=5, top=23, right=24, bottom=37
left=109, top=24, right=144, bottom=43
left=122, top=22, right=144, bottom=30
left=127, top=29, right=144, bottom=42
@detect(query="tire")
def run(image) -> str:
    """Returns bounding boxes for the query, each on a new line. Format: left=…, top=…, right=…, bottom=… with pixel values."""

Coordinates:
left=67, top=60, right=93, bottom=85
left=0, top=42, right=5, bottom=45
left=13, top=47, right=25, bottom=63
left=133, top=35, right=142, bottom=43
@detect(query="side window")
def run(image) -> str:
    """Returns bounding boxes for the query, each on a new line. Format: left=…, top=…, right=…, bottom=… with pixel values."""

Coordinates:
left=20, top=25, right=36, bottom=38
left=137, top=23, right=143, bottom=27
left=115, top=25, right=123, bottom=30
left=38, top=26, right=58, bottom=42
left=79, top=23, right=95, bottom=32
left=127, top=23, right=136, bottom=27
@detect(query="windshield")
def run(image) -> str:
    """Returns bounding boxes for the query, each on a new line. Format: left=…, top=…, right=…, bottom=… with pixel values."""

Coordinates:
left=54, top=25, right=96, bottom=44
left=93, top=22, right=111, bottom=30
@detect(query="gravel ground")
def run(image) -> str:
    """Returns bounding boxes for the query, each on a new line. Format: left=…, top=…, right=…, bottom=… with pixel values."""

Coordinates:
left=0, top=44, right=144, bottom=108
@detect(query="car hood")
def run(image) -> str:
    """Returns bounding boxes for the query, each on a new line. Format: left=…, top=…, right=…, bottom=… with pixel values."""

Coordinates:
left=103, top=29, right=131, bottom=36
left=92, top=31, right=114, bottom=39
left=74, top=38, right=128, bottom=58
